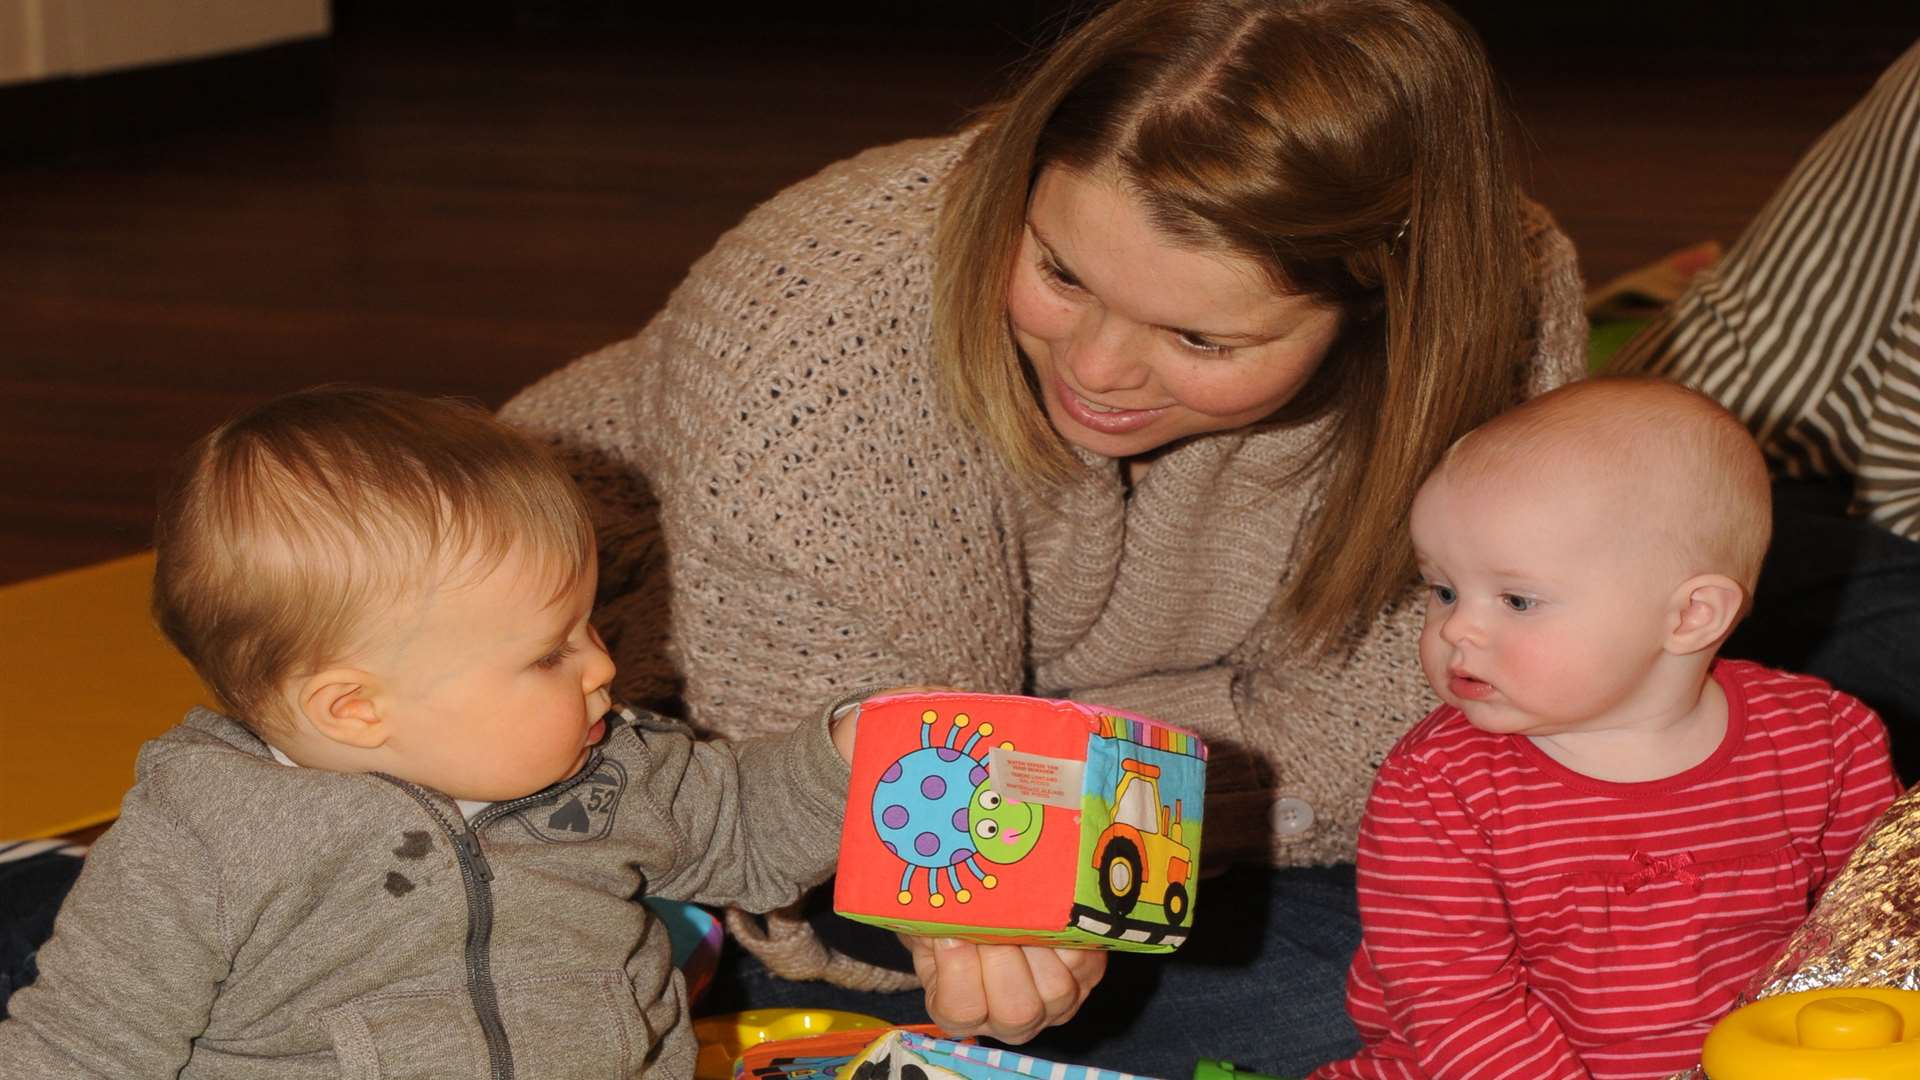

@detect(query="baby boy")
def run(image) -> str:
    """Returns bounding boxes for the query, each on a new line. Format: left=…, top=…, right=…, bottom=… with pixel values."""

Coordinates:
left=0, top=386, right=857, bottom=1078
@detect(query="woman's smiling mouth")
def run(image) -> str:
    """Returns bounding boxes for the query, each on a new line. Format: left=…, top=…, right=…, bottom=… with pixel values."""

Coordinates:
left=1056, top=379, right=1170, bottom=434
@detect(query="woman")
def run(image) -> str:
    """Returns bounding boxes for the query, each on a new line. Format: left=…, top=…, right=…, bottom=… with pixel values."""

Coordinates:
left=504, top=1, right=1585, bottom=1072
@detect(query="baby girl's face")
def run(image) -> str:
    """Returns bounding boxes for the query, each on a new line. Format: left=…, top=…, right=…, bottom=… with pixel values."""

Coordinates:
left=1408, top=464, right=1679, bottom=740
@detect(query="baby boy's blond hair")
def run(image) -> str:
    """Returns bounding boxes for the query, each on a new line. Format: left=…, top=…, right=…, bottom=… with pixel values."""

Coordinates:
left=152, top=386, right=595, bottom=732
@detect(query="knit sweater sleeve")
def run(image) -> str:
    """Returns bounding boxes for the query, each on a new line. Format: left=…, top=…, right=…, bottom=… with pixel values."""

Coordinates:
left=1517, top=195, right=1591, bottom=393
left=504, top=136, right=1028, bottom=740
left=0, top=755, right=230, bottom=1076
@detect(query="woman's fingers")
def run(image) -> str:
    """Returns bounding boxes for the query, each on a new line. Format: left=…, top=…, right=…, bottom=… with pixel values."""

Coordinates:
left=1027, top=944, right=1106, bottom=1023
left=908, top=935, right=991, bottom=1033
left=904, top=935, right=1109, bottom=1043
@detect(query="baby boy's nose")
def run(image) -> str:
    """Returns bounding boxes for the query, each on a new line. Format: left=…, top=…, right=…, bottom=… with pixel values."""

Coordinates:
left=582, top=624, right=616, bottom=691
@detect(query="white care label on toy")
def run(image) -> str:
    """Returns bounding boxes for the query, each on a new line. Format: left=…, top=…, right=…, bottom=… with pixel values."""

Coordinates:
left=986, top=749, right=1083, bottom=809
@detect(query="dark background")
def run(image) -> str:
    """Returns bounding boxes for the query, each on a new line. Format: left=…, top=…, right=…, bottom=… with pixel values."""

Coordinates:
left=3, top=1, right=1917, bottom=585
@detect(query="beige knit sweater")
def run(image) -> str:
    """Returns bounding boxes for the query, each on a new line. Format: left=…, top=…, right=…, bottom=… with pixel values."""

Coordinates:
left=503, top=134, right=1588, bottom=872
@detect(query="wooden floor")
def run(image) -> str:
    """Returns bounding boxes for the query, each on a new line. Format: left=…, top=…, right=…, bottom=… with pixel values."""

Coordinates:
left=2, top=13, right=1915, bottom=585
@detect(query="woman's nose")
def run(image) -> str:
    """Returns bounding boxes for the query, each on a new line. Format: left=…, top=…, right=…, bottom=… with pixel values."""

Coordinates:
left=1063, top=310, right=1148, bottom=394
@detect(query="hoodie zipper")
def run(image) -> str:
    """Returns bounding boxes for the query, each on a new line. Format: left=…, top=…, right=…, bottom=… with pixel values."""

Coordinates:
left=377, top=750, right=605, bottom=1080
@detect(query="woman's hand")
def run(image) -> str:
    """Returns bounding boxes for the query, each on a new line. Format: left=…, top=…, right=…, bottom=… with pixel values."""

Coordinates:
left=903, top=935, right=1106, bottom=1043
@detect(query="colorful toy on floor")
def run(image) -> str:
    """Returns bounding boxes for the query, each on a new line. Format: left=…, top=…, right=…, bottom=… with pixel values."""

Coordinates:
left=733, top=1022, right=948, bottom=1080
left=1192, top=1060, right=1288, bottom=1080
left=835, top=692, right=1207, bottom=952
left=691, top=1009, right=895, bottom=1080
left=640, top=897, right=723, bottom=1003
left=845, top=1029, right=1165, bottom=1080
left=1699, top=987, right=1920, bottom=1078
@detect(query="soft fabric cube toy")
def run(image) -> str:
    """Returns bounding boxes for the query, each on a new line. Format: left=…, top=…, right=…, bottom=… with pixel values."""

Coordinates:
left=834, top=691, right=1206, bottom=952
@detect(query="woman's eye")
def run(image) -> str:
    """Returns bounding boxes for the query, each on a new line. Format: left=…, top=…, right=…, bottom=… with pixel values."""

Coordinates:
left=1501, top=595, right=1536, bottom=612
left=1176, top=331, right=1230, bottom=355
left=534, top=642, right=577, bottom=670
left=1429, top=584, right=1456, bottom=605
left=1036, top=255, right=1082, bottom=291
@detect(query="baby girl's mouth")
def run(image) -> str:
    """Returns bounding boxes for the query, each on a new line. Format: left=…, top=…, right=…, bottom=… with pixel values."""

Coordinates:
left=1449, top=671, right=1496, bottom=701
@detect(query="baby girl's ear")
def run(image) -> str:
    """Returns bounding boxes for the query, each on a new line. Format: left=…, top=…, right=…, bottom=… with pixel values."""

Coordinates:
left=1665, top=573, right=1747, bottom=656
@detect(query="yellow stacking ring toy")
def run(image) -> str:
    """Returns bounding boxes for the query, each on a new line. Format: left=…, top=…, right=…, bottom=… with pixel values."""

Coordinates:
left=690, top=1009, right=892, bottom=1080
left=1701, top=987, right=1920, bottom=1079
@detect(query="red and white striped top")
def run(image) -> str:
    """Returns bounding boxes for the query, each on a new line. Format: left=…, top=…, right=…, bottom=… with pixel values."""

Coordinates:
left=1310, top=660, right=1901, bottom=1080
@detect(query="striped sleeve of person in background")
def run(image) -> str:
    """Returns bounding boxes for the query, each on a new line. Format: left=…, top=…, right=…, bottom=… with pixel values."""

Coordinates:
left=1609, top=39, right=1920, bottom=540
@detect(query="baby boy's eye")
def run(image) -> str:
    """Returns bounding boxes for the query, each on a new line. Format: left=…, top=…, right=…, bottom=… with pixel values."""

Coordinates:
left=1428, top=584, right=1457, bottom=605
left=1501, top=595, right=1536, bottom=612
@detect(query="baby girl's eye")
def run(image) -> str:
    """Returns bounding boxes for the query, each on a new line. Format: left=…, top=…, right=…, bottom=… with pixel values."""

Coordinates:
left=534, top=641, right=578, bottom=670
left=1429, top=584, right=1457, bottom=605
left=1501, top=595, right=1536, bottom=612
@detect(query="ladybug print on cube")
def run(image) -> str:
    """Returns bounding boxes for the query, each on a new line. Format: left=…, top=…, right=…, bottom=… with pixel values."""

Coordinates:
left=870, top=707, right=1043, bottom=908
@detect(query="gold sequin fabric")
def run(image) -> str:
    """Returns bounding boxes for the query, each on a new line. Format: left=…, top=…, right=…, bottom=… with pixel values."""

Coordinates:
left=1663, top=783, right=1920, bottom=1079
left=1746, top=781, right=1920, bottom=997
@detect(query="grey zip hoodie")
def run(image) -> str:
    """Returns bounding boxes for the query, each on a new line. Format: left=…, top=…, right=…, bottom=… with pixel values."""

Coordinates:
left=0, top=706, right=849, bottom=1078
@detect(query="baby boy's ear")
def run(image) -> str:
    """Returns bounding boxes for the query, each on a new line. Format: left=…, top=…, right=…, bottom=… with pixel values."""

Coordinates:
left=1666, top=574, right=1747, bottom=656
left=298, top=670, right=390, bottom=749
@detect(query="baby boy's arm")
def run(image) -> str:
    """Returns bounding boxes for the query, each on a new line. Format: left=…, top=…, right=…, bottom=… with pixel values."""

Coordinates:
left=0, top=779, right=229, bottom=1076
left=1312, top=757, right=1591, bottom=1080
left=617, top=697, right=853, bottom=912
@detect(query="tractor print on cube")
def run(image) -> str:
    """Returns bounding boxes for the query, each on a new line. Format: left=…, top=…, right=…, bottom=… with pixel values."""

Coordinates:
left=836, top=691, right=1206, bottom=953
left=870, top=708, right=1044, bottom=908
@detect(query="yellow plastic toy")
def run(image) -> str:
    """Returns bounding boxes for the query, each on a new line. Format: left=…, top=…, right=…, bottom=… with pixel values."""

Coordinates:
left=690, top=1009, right=892, bottom=1080
left=1701, top=987, right=1920, bottom=1079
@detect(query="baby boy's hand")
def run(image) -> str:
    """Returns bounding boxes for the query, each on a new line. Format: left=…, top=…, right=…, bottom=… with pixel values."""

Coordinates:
left=903, top=935, right=1106, bottom=1043
left=830, top=684, right=969, bottom=765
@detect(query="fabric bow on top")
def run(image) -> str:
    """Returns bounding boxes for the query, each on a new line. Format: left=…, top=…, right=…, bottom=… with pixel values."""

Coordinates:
left=1621, top=849, right=1701, bottom=894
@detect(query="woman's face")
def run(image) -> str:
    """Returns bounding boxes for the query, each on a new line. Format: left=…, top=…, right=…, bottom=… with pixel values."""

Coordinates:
left=1006, top=166, right=1343, bottom=463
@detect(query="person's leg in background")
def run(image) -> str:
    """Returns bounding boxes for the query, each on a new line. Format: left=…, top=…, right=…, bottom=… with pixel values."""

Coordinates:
left=0, top=842, right=87, bottom=1020
left=1610, top=40, right=1920, bottom=777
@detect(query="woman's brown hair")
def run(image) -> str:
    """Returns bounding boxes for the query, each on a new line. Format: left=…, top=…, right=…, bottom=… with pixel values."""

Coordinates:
left=933, top=0, right=1531, bottom=649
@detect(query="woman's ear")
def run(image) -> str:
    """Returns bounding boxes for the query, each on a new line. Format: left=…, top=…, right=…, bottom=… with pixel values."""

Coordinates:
left=1665, top=573, right=1747, bottom=656
left=297, top=669, right=390, bottom=749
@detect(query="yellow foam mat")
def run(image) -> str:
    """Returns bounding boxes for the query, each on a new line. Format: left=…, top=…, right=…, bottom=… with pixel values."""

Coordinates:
left=0, top=552, right=211, bottom=838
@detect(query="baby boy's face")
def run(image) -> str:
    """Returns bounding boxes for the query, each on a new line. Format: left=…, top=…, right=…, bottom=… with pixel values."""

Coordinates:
left=1408, top=464, right=1679, bottom=740
left=368, top=545, right=615, bottom=802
